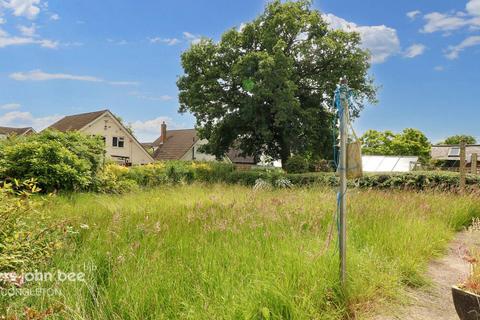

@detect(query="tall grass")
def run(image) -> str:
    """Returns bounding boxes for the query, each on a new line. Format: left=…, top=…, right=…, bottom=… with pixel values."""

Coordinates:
left=5, top=185, right=480, bottom=319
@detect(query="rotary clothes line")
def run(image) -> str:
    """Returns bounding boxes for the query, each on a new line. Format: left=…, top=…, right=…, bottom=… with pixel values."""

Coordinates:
left=333, top=80, right=363, bottom=287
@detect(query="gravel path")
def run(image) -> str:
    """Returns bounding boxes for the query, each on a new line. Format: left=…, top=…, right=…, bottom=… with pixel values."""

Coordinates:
left=371, top=231, right=479, bottom=320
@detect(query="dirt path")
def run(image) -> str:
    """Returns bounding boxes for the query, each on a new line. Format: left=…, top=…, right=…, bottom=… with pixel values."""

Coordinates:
left=371, top=231, right=480, bottom=320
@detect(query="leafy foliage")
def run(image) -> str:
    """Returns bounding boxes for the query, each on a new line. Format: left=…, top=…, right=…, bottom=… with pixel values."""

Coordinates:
left=0, top=130, right=105, bottom=192
left=0, top=180, right=63, bottom=273
left=94, top=164, right=139, bottom=194
left=443, top=135, right=477, bottom=145
left=287, top=171, right=480, bottom=191
left=177, top=0, right=376, bottom=166
left=361, top=128, right=431, bottom=162
left=284, top=154, right=309, bottom=173
left=98, top=161, right=480, bottom=193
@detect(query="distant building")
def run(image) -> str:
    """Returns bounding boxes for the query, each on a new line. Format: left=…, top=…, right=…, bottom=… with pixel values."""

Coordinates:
left=0, top=126, right=35, bottom=139
left=431, top=144, right=480, bottom=168
left=362, top=155, right=419, bottom=172
left=47, top=110, right=154, bottom=165
left=146, top=122, right=257, bottom=169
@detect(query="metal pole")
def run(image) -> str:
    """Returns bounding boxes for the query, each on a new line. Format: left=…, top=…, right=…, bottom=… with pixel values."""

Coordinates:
left=339, top=81, right=348, bottom=287
left=460, top=141, right=466, bottom=193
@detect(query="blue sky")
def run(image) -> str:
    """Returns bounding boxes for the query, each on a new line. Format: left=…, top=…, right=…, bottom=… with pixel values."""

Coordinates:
left=0, top=0, right=479, bottom=143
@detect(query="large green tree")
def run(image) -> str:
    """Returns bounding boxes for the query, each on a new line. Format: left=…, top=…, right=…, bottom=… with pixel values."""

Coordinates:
left=362, top=128, right=431, bottom=162
left=177, top=0, right=376, bottom=166
left=443, top=135, right=477, bottom=145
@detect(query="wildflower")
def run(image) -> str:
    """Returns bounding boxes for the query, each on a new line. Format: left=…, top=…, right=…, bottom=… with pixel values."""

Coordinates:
left=80, top=224, right=89, bottom=230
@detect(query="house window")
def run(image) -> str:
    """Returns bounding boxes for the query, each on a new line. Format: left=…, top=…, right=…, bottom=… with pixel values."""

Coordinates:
left=112, top=137, right=125, bottom=148
left=448, top=147, right=460, bottom=157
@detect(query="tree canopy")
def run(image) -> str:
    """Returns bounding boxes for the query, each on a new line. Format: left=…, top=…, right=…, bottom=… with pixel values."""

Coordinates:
left=361, top=128, right=431, bottom=162
left=443, top=135, right=477, bottom=145
left=177, top=0, right=376, bottom=166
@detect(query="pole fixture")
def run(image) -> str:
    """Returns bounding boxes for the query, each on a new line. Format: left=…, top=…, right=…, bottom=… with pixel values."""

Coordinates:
left=460, top=141, right=466, bottom=193
left=337, top=81, right=349, bottom=287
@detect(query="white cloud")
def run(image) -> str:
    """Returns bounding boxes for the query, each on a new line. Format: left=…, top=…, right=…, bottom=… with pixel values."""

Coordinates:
left=36, top=38, right=57, bottom=48
left=434, top=65, right=445, bottom=71
left=183, top=31, right=202, bottom=44
left=467, top=0, right=480, bottom=16
left=0, top=17, right=5, bottom=24
left=0, top=111, right=62, bottom=130
left=0, top=103, right=21, bottom=110
left=18, top=24, right=36, bottom=37
left=149, top=37, right=180, bottom=46
left=9, top=69, right=140, bottom=86
left=407, top=10, right=421, bottom=20
left=422, top=0, right=480, bottom=33
left=404, top=43, right=426, bottom=58
left=106, top=38, right=129, bottom=45
left=445, top=35, right=480, bottom=59
left=322, top=13, right=401, bottom=64
left=422, top=12, right=471, bottom=33
left=63, top=41, right=84, bottom=47
left=3, top=0, right=41, bottom=20
left=49, top=13, right=59, bottom=20
left=10, top=70, right=102, bottom=82
left=130, top=116, right=183, bottom=142
left=129, top=91, right=173, bottom=101
left=0, top=27, right=58, bottom=48
left=0, top=35, right=57, bottom=48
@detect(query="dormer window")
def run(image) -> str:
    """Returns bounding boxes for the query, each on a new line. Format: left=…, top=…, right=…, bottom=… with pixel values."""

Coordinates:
left=112, top=136, right=125, bottom=148
left=448, top=147, right=460, bottom=157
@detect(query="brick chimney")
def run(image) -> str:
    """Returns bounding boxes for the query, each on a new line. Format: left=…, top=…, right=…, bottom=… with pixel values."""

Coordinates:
left=160, top=121, right=167, bottom=144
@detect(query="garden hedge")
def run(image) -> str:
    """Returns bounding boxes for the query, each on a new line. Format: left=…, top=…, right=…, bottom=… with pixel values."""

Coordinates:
left=229, top=170, right=480, bottom=191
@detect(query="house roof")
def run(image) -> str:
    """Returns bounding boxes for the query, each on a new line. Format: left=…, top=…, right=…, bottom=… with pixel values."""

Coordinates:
left=47, top=109, right=154, bottom=162
left=48, top=110, right=108, bottom=132
left=153, top=128, right=256, bottom=164
left=0, top=126, right=35, bottom=136
left=431, top=144, right=480, bottom=162
left=153, top=129, right=198, bottom=160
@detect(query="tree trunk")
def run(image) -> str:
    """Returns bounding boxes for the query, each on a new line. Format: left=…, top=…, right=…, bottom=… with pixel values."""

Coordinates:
left=279, top=138, right=291, bottom=170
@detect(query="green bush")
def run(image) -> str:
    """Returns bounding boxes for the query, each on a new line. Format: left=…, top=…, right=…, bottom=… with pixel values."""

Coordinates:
left=164, top=161, right=195, bottom=183
left=0, top=130, right=104, bottom=192
left=0, top=180, right=63, bottom=273
left=286, top=171, right=480, bottom=191
left=193, top=162, right=235, bottom=182
left=96, top=161, right=480, bottom=193
left=284, top=155, right=309, bottom=173
left=94, top=164, right=139, bottom=194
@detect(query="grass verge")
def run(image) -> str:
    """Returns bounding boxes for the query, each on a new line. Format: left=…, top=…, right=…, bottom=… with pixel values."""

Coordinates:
left=3, top=184, right=480, bottom=319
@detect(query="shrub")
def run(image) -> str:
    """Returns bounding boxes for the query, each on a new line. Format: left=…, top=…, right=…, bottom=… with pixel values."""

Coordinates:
left=193, top=162, right=235, bottom=182
left=0, top=131, right=104, bottom=192
left=285, top=155, right=309, bottom=173
left=286, top=171, right=480, bottom=191
left=94, top=164, right=139, bottom=194
left=126, top=163, right=167, bottom=186
left=0, top=180, right=63, bottom=273
left=164, top=161, right=195, bottom=183
left=96, top=161, right=480, bottom=193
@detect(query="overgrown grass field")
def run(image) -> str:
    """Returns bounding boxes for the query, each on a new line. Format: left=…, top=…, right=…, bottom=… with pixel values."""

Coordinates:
left=4, top=185, right=480, bottom=319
